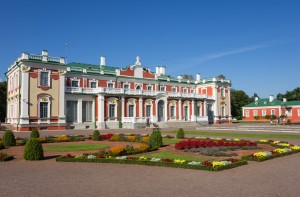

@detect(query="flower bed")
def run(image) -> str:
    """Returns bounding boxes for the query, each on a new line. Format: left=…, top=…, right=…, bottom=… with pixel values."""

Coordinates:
left=175, top=140, right=257, bottom=150
left=56, top=154, right=247, bottom=171
left=14, top=135, right=87, bottom=146
left=0, top=152, right=14, bottom=162
left=109, top=134, right=150, bottom=143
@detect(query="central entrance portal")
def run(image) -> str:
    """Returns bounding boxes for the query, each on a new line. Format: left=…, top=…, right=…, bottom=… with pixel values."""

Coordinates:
left=184, top=106, right=188, bottom=121
left=158, top=100, right=164, bottom=122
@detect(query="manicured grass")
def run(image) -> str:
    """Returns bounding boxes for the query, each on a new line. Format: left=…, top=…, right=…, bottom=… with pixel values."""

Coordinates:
left=167, top=131, right=300, bottom=139
left=163, top=138, right=182, bottom=145
left=145, top=151, right=208, bottom=162
left=45, top=144, right=109, bottom=151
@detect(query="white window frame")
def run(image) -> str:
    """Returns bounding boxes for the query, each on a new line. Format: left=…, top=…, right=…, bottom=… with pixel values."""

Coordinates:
left=262, top=109, right=266, bottom=117
left=169, top=100, right=177, bottom=119
left=38, top=69, right=50, bottom=87
left=221, top=88, right=226, bottom=98
left=38, top=95, right=51, bottom=123
left=183, top=88, right=188, bottom=93
left=245, top=110, right=249, bottom=117
left=172, top=87, right=177, bottom=92
left=271, top=109, right=276, bottom=116
left=90, top=80, right=98, bottom=88
left=144, top=99, right=153, bottom=118
left=108, top=98, right=118, bottom=121
left=71, top=79, right=80, bottom=87
left=221, top=106, right=226, bottom=117
left=160, top=85, right=166, bottom=91
left=123, top=83, right=130, bottom=90
left=190, top=88, right=195, bottom=94
left=107, top=82, right=114, bottom=89
left=82, top=101, right=93, bottom=122
left=147, top=85, right=153, bottom=91
left=254, top=110, right=258, bottom=117
left=286, top=109, right=292, bottom=117
left=298, top=109, right=300, bottom=117
left=127, top=99, right=136, bottom=117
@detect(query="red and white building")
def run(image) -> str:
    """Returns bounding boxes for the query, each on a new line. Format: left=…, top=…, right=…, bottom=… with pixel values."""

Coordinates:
left=6, top=50, right=232, bottom=131
left=242, top=96, right=300, bottom=123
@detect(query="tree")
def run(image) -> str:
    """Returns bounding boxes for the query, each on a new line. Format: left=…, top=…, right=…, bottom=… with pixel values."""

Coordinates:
left=217, top=74, right=226, bottom=79
left=277, top=87, right=300, bottom=101
left=249, top=93, right=260, bottom=102
left=0, top=81, right=7, bottom=122
left=230, top=89, right=251, bottom=118
left=182, top=74, right=194, bottom=81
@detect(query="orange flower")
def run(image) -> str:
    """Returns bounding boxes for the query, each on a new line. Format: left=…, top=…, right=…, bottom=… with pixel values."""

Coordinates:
left=110, top=146, right=125, bottom=156
left=141, top=137, right=150, bottom=143
left=127, top=136, right=136, bottom=142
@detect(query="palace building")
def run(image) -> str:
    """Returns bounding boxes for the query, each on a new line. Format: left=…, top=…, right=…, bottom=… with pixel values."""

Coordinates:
left=6, top=50, right=232, bottom=131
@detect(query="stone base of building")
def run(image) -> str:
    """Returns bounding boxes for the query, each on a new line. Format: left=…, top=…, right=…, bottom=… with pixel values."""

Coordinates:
left=10, top=123, right=67, bottom=132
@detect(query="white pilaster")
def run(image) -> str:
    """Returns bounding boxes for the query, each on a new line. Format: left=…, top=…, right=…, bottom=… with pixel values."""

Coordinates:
left=139, top=97, right=143, bottom=118
left=213, top=85, right=219, bottom=121
left=164, top=99, right=168, bottom=122
left=228, top=87, right=232, bottom=120
left=178, top=99, right=182, bottom=120
left=58, top=73, right=66, bottom=123
left=191, top=100, right=195, bottom=121
left=204, top=100, right=207, bottom=116
left=78, top=99, right=82, bottom=123
left=20, top=69, right=29, bottom=124
left=121, top=96, right=125, bottom=121
left=97, top=95, right=105, bottom=128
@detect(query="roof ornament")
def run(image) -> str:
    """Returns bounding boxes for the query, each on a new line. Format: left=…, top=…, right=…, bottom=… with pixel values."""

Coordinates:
left=135, top=56, right=141, bottom=66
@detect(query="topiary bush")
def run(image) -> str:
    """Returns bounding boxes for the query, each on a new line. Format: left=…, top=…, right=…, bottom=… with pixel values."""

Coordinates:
left=150, top=128, right=163, bottom=148
left=287, top=119, right=291, bottom=125
left=30, top=128, right=40, bottom=138
left=92, top=130, right=101, bottom=141
left=176, top=128, right=185, bottom=139
left=23, top=138, right=44, bottom=160
left=2, top=130, right=16, bottom=147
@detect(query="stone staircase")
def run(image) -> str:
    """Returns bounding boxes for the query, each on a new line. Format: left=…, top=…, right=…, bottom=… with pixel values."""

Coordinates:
left=156, top=121, right=207, bottom=128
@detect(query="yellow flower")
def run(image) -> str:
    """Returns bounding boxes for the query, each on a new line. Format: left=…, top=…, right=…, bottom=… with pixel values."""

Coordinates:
left=291, top=146, right=300, bottom=150
left=254, top=152, right=267, bottom=157
left=174, top=159, right=186, bottom=164
left=259, top=139, right=268, bottom=143
left=273, top=141, right=280, bottom=144
left=233, top=138, right=240, bottom=142
left=278, top=143, right=290, bottom=147
left=139, top=156, right=148, bottom=161
left=215, top=138, right=222, bottom=141
left=274, top=148, right=287, bottom=154
left=212, top=161, right=224, bottom=167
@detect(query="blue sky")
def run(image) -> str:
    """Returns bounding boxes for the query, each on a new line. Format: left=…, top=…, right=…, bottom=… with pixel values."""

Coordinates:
left=1, top=0, right=299, bottom=98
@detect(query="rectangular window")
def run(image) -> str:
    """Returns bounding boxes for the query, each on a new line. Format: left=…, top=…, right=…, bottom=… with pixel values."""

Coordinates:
left=71, top=81, right=79, bottom=87
left=221, top=88, right=226, bottom=97
left=66, top=101, right=78, bottom=122
left=82, top=101, right=92, bottom=122
left=108, top=83, right=114, bottom=89
left=40, top=102, right=48, bottom=119
left=286, top=109, right=292, bottom=117
left=172, top=87, right=177, bottom=92
left=196, top=106, right=200, bottom=116
left=298, top=109, right=300, bottom=117
left=245, top=110, right=249, bottom=117
left=90, top=81, right=97, bottom=88
left=109, top=104, right=115, bottom=118
left=271, top=109, right=276, bottom=116
left=262, top=110, right=266, bottom=116
left=40, top=71, right=49, bottom=86
left=254, top=110, right=258, bottom=117
left=191, top=89, right=195, bottom=93
left=170, top=106, right=175, bottom=118
left=221, top=107, right=226, bottom=117
left=183, top=89, right=188, bottom=93
left=147, top=86, right=152, bottom=91
left=160, top=86, right=165, bottom=91
left=129, top=105, right=134, bottom=117
left=146, top=105, right=151, bottom=117
left=124, top=84, right=129, bottom=89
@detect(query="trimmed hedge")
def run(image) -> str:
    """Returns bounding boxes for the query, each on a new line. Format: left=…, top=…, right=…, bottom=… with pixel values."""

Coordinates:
left=242, top=150, right=300, bottom=162
left=23, top=138, right=44, bottom=160
left=176, top=128, right=185, bottom=139
left=56, top=156, right=247, bottom=172
left=2, top=130, right=16, bottom=147
left=92, top=130, right=100, bottom=141
left=0, top=153, right=14, bottom=162
left=30, top=128, right=40, bottom=138
left=150, top=129, right=163, bottom=148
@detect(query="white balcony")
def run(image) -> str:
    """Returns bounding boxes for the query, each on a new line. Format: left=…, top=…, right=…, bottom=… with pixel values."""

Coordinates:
left=65, top=87, right=208, bottom=99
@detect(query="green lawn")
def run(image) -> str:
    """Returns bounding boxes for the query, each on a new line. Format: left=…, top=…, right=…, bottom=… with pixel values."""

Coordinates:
left=163, top=138, right=182, bottom=145
left=145, top=151, right=208, bottom=162
left=45, top=144, right=109, bottom=151
left=167, top=131, right=300, bottom=139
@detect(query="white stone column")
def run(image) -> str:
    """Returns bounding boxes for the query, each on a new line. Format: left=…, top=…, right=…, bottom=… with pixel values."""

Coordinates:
left=20, top=67, right=30, bottom=124
left=97, top=95, right=105, bottom=128
left=178, top=99, right=182, bottom=120
left=58, top=73, right=66, bottom=123
left=78, top=99, right=82, bottom=123
left=228, top=88, right=232, bottom=120
left=121, top=96, right=125, bottom=122
left=204, top=100, right=207, bottom=116
left=164, top=99, right=168, bottom=122
left=152, top=99, right=157, bottom=122
left=139, top=97, right=143, bottom=118
left=191, top=100, right=195, bottom=121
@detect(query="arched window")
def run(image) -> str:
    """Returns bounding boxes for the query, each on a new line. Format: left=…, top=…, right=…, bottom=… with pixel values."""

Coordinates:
left=38, top=95, right=51, bottom=123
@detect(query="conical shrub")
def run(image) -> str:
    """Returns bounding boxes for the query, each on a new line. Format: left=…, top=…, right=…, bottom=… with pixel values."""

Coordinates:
left=23, top=138, right=44, bottom=160
left=150, top=128, right=163, bottom=148
left=92, top=130, right=101, bottom=141
left=2, top=130, right=16, bottom=147
left=30, top=128, right=40, bottom=138
left=176, top=128, right=185, bottom=139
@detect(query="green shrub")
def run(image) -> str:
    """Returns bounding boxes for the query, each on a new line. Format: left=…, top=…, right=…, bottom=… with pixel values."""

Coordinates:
left=150, top=128, right=163, bottom=148
left=2, top=130, right=16, bottom=147
left=30, top=128, right=40, bottom=138
left=23, top=138, right=44, bottom=160
left=92, top=130, right=101, bottom=141
left=287, top=119, right=291, bottom=125
left=0, top=142, right=4, bottom=150
left=176, top=128, right=185, bottom=139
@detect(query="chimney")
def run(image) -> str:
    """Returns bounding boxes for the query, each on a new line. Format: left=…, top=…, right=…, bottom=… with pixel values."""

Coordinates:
left=160, top=66, right=166, bottom=75
left=283, top=98, right=287, bottom=102
left=269, top=95, right=274, bottom=102
left=155, top=66, right=160, bottom=75
left=255, top=97, right=259, bottom=101
left=42, top=50, right=48, bottom=56
left=100, top=56, right=106, bottom=66
left=196, top=73, right=201, bottom=81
